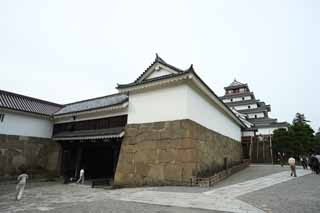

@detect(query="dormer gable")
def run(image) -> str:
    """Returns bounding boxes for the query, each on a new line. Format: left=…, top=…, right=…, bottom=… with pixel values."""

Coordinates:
left=135, top=54, right=184, bottom=83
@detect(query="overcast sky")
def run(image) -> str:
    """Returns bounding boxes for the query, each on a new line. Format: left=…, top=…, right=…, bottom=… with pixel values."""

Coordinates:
left=0, top=0, right=319, bottom=130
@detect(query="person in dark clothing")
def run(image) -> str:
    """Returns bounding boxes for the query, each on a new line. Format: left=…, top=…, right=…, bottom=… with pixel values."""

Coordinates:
left=277, top=152, right=284, bottom=167
left=300, top=155, right=307, bottom=169
left=309, top=155, right=320, bottom=174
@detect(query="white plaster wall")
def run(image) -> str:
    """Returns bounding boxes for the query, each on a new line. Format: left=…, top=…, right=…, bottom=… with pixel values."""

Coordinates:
left=242, top=131, right=255, bottom=136
left=127, top=84, right=188, bottom=124
left=0, top=111, right=53, bottom=138
left=247, top=113, right=264, bottom=119
left=223, top=96, right=251, bottom=103
left=256, top=127, right=278, bottom=135
left=146, top=68, right=172, bottom=79
left=127, top=83, right=241, bottom=141
left=234, top=104, right=257, bottom=110
left=186, top=85, right=241, bottom=141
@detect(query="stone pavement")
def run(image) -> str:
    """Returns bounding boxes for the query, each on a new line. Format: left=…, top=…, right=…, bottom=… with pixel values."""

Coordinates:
left=0, top=165, right=317, bottom=213
left=117, top=169, right=311, bottom=213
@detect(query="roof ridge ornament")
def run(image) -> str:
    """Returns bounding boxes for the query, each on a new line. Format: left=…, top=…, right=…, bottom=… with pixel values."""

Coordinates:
left=155, top=53, right=166, bottom=64
left=187, top=64, right=195, bottom=72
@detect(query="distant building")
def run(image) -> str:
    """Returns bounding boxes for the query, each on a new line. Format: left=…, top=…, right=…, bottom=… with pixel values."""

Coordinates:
left=220, top=79, right=289, bottom=162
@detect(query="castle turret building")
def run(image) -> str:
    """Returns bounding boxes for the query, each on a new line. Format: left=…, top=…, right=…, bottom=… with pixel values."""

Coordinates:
left=220, top=79, right=288, bottom=162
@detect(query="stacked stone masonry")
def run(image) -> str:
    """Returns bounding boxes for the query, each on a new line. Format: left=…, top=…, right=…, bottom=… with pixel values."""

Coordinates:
left=114, top=119, right=243, bottom=187
left=0, top=134, right=62, bottom=179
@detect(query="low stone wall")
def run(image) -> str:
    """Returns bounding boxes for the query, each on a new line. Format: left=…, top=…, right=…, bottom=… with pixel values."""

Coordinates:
left=0, top=134, right=62, bottom=179
left=114, top=119, right=243, bottom=187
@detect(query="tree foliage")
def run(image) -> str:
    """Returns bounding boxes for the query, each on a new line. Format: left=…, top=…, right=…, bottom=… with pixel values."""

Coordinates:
left=273, top=113, right=319, bottom=156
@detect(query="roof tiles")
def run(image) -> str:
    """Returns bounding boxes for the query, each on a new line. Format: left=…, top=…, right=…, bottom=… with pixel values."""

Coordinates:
left=0, top=90, right=62, bottom=116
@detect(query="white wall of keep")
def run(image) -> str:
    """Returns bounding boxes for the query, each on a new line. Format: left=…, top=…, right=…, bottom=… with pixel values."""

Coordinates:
left=0, top=111, right=53, bottom=138
left=186, top=85, right=241, bottom=141
left=247, top=112, right=265, bottom=119
left=234, top=104, right=257, bottom=110
left=127, top=84, right=188, bottom=124
left=242, top=131, right=255, bottom=136
left=222, top=96, right=251, bottom=103
left=256, top=127, right=278, bottom=135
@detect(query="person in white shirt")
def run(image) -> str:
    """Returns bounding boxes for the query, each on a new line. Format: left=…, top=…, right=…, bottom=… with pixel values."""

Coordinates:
left=288, top=157, right=297, bottom=177
left=16, top=170, right=29, bottom=201
left=77, top=168, right=85, bottom=184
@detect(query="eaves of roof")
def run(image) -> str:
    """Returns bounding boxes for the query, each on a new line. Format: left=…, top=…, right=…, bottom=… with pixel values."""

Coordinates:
left=52, top=127, right=125, bottom=141
left=224, top=84, right=249, bottom=90
left=248, top=118, right=278, bottom=124
left=220, top=92, right=255, bottom=99
left=237, top=105, right=271, bottom=114
left=225, top=99, right=257, bottom=107
left=255, top=122, right=289, bottom=128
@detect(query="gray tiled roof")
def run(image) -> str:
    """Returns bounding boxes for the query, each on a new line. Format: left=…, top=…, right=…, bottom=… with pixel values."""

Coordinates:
left=248, top=118, right=278, bottom=124
left=55, top=94, right=128, bottom=115
left=0, top=89, right=62, bottom=116
left=255, top=122, right=289, bottom=128
left=224, top=79, right=248, bottom=90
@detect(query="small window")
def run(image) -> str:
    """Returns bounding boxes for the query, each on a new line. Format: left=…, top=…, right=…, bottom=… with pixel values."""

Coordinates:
left=242, top=97, right=245, bottom=100
left=248, top=105, right=251, bottom=109
left=0, top=113, right=5, bottom=122
left=230, top=98, right=233, bottom=102
left=255, top=115, right=258, bottom=118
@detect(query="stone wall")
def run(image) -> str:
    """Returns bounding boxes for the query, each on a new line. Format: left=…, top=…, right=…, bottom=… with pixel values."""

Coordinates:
left=0, top=134, right=62, bottom=179
left=114, top=119, right=243, bottom=187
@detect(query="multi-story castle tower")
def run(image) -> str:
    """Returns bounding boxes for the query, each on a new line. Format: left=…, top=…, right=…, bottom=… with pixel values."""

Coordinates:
left=220, top=79, right=288, bottom=162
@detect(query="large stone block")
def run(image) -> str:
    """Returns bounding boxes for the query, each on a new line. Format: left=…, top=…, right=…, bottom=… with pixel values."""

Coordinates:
left=114, top=119, right=243, bottom=187
left=0, top=134, right=61, bottom=177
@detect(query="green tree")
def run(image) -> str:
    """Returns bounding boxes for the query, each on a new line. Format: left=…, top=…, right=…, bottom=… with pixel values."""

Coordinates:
left=273, top=113, right=315, bottom=157
left=314, top=128, right=320, bottom=153
left=316, top=128, right=320, bottom=138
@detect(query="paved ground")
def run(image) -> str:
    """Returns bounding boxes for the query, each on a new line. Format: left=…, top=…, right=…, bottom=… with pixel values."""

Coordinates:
left=0, top=165, right=319, bottom=213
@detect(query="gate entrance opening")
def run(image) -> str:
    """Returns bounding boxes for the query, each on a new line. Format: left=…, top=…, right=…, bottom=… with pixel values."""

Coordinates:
left=61, top=138, right=122, bottom=180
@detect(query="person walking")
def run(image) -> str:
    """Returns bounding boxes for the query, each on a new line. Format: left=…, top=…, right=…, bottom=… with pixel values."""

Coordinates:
left=77, top=168, right=85, bottom=184
left=300, top=155, right=307, bottom=169
left=277, top=152, right=284, bottom=167
left=15, top=170, right=29, bottom=201
left=288, top=157, right=297, bottom=177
